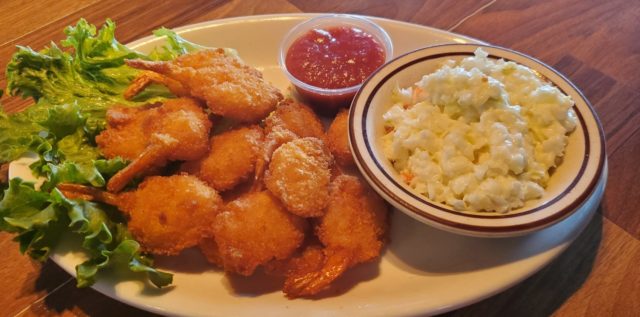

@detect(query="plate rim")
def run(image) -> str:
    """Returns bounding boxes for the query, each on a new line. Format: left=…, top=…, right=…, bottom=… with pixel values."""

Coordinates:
left=42, top=13, right=604, bottom=317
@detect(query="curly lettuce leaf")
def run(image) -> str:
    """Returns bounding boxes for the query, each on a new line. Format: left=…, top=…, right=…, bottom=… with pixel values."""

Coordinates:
left=0, top=19, right=219, bottom=166
left=6, top=19, right=143, bottom=108
left=0, top=109, right=50, bottom=163
left=0, top=102, right=126, bottom=192
left=149, top=27, right=238, bottom=60
left=0, top=18, right=227, bottom=289
left=1, top=18, right=137, bottom=164
left=76, top=229, right=172, bottom=288
left=4, top=18, right=172, bottom=141
left=0, top=178, right=51, bottom=233
left=38, top=102, right=86, bottom=140
left=0, top=178, right=172, bottom=287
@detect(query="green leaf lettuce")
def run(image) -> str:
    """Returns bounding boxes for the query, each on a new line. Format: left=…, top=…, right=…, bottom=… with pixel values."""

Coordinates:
left=0, top=178, right=172, bottom=287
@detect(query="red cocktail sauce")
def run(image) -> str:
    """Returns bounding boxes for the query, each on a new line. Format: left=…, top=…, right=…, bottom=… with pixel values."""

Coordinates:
left=285, top=26, right=386, bottom=114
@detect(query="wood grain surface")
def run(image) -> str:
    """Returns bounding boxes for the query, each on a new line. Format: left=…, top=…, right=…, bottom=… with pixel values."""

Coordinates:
left=1, top=0, right=638, bottom=316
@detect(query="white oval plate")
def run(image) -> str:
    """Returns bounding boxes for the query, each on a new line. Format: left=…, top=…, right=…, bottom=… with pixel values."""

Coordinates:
left=39, top=14, right=607, bottom=317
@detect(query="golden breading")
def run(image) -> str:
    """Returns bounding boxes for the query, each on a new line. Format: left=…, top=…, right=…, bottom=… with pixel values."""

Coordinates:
left=253, top=99, right=327, bottom=190
left=96, top=98, right=212, bottom=192
left=182, top=126, right=263, bottom=191
left=120, top=174, right=223, bottom=256
left=264, top=99, right=326, bottom=141
left=212, top=191, right=307, bottom=276
left=153, top=98, right=212, bottom=162
left=316, top=175, right=388, bottom=263
left=260, top=99, right=327, bottom=165
left=199, top=237, right=224, bottom=267
left=282, top=175, right=389, bottom=298
left=264, top=243, right=324, bottom=277
left=96, top=104, right=158, bottom=160
left=97, top=98, right=210, bottom=161
left=264, top=137, right=333, bottom=217
left=326, top=109, right=355, bottom=167
left=126, top=49, right=282, bottom=123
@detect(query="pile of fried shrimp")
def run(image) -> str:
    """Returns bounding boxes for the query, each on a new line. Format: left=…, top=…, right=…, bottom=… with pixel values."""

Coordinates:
left=58, top=48, right=389, bottom=299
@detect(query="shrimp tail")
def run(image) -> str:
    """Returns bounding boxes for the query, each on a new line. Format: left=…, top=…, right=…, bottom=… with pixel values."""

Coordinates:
left=107, top=140, right=171, bottom=193
left=283, top=249, right=350, bottom=298
left=57, top=183, right=120, bottom=206
left=123, top=70, right=188, bottom=100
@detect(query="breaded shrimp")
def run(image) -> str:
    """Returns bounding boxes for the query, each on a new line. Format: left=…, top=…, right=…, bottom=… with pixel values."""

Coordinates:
left=264, top=137, right=333, bottom=217
left=96, top=103, right=160, bottom=160
left=181, top=126, right=263, bottom=192
left=125, top=49, right=282, bottom=123
left=317, top=175, right=388, bottom=263
left=283, top=175, right=389, bottom=298
left=264, top=99, right=326, bottom=142
left=252, top=125, right=298, bottom=192
left=213, top=191, right=307, bottom=276
left=264, top=244, right=325, bottom=278
left=254, top=99, right=327, bottom=188
left=96, top=98, right=212, bottom=192
left=58, top=174, right=223, bottom=256
left=326, top=109, right=355, bottom=167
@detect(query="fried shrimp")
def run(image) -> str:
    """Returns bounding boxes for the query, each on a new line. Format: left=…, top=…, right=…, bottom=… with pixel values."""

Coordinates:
left=125, top=49, right=282, bottom=123
left=283, top=175, right=389, bottom=298
left=58, top=174, right=223, bottom=256
left=264, top=137, right=333, bottom=217
left=212, top=191, right=307, bottom=276
left=122, top=175, right=222, bottom=255
left=254, top=99, right=327, bottom=188
left=263, top=243, right=325, bottom=282
left=264, top=99, right=325, bottom=142
left=95, top=103, right=158, bottom=160
left=326, top=109, right=355, bottom=167
left=182, top=125, right=263, bottom=191
left=96, top=98, right=211, bottom=192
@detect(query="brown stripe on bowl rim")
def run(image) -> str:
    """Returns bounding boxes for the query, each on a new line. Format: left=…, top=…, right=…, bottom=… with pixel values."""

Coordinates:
left=348, top=43, right=606, bottom=234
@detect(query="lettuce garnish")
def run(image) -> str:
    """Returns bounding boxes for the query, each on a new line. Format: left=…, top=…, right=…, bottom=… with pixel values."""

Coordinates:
left=0, top=18, right=210, bottom=288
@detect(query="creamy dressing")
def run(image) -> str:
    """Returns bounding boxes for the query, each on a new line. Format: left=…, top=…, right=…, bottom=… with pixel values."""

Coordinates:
left=382, top=49, right=576, bottom=212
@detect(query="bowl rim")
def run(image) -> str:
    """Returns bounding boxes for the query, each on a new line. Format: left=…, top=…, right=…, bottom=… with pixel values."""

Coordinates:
left=348, top=43, right=606, bottom=236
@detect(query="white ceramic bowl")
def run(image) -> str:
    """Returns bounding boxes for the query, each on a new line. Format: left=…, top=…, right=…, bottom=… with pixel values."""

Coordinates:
left=349, top=44, right=606, bottom=237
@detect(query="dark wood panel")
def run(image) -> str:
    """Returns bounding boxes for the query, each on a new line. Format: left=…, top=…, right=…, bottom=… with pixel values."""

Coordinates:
left=454, top=0, right=640, bottom=237
left=454, top=0, right=640, bottom=90
left=603, top=127, right=640, bottom=237
left=190, top=0, right=302, bottom=21
left=20, top=280, right=158, bottom=317
left=441, top=212, right=640, bottom=317
left=0, top=0, right=99, bottom=45
left=0, top=233, right=72, bottom=316
left=0, top=0, right=639, bottom=316
left=287, top=0, right=496, bottom=30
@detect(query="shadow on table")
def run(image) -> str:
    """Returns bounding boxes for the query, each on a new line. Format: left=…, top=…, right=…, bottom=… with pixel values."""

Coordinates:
left=223, top=256, right=381, bottom=300
left=25, top=241, right=215, bottom=316
left=26, top=261, right=159, bottom=316
left=437, top=207, right=603, bottom=317
left=26, top=239, right=382, bottom=316
left=385, top=191, right=600, bottom=275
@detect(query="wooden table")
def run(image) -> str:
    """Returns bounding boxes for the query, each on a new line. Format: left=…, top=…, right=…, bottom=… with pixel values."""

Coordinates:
left=1, top=1, right=638, bottom=316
